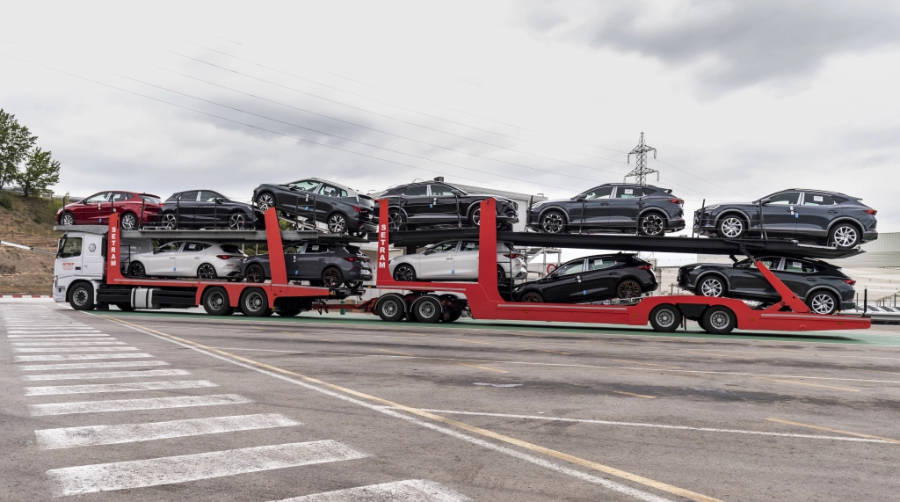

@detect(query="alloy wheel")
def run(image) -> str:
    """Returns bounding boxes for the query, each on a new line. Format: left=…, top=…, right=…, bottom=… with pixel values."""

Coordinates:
left=521, top=292, right=543, bottom=302
left=617, top=279, right=642, bottom=299
left=719, top=216, right=744, bottom=239
left=393, top=264, right=416, bottom=281
left=197, top=263, right=217, bottom=279
left=128, top=262, right=145, bottom=277
left=121, top=213, right=137, bottom=230
left=471, top=208, right=481, bottom=226
left=699, top=277, right=724, bottom=297
left=832, top=225, right=858, bottom=248
left=257, top=193, right=275, bottom=211
left=809, top=292, right=836, bottom=314
left=61, top=213, right=75, bottom=226
left=229, top=213, right=246, bottom=230
left=541, top=212, right=564, bottom=233
left=163, top=213, right=177, bottom=230
left=328, top=214, right=347, bottom=233
left=322, top=268, right=343, bottom=288
left=246, top=264, right=266, bottom=283
left=389, top=210, right=404, bottom=231
left=640, top=213, right=665, bottom=236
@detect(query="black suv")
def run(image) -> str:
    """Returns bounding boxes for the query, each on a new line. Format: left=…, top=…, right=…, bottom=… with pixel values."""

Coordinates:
left=241, top=242, right=371, bottom=289
left=377, top=178, right=519, bottom=231
left=693, top=189, right=877, bottom=249
left=677, top=256, right=855, bottom=314
left=252, top=178, right=376, bottom=235
left=526, top=183, right=685, bottom=236
left=160, top=190, right=262, bottom=230
left=513, top=253, right=657, bottom=303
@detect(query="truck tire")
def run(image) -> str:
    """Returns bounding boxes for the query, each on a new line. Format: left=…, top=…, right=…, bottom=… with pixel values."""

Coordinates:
left=701, top=306, right=736, bottom=334
left=239, top=288, right=271, bottom=317
left=411, top=295, right=443, bottom=323
left=68, top=282, right=95, bottom=311
left=202, top=287, right=233, bottom=316
left=375, top=294, right=407, bottom=322
left=649, top=304, right=682, bottom=332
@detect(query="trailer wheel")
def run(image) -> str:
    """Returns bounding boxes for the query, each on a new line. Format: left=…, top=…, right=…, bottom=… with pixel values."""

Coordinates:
left=202, top=287, right=233, bottom=316
left=239, top=288, right=271, bottom=317
left=649, top=304, right=682, bottom=332
left=701, top=306, right=736, bottom=334
left=375, top=294, right=407, bottom=322
left=68, top=282, right=95, bottom=311
left=411, top=295, right=443, bottom=323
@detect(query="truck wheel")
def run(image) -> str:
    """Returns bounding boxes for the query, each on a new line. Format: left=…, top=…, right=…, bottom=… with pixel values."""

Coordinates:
left=239, top=288, right=271, bottom=317
left=649, top=304, right=682, bottom=332
left=202, top=287, right=233, bottom=315
left=701, top=306, right=736, bottom=334
left=68, top=282, right=95, bottom=311
left=411, top=295, right=443, bottom=323
left=375, top=294, right=407, bottom=321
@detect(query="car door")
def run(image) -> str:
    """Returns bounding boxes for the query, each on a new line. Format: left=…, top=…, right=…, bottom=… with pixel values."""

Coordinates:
left=583, top=256, right=619, bottom=300
left=415, top=240, right=457, bottom=279
left=145, top=241, right=182, bottom=276
left=454, top=240, right=479, bottom=279
left=776, top=258, right=816, bottom=298
left=316, top=183, right=346, bottom=222
left=75, top=192, right=110, bottom=224
left=197, top=191, right=223, bottom=227
left=759, top=190, right=801, bottom=236
left=173, top=190, right=200, bottom=227
left=606, top=186, right=643, bottom=229
left=429, top=183, right=463, bottom=224
left=544, top=259, right=587, bottom=302
left=285, top=179, right=321, bottom=219
left=176, top=242, right=208, bottom=277
left=108, top=192, right=132, bottom=222
left=795, top=191, right=839, bottom=239
left=578, top=185, right=614, bottom=229
left=401, top=184, right=431, bottom=224
left=730, top=257, right=782, bottom=297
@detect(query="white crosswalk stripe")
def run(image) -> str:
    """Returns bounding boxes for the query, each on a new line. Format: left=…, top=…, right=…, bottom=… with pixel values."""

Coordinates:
left=13, top=346, right=140, bottom=353
left=30, top=393, right=253, bottom=416
left=19, top=360, right=169, bottom=371
left=15, top=352, right=154, bottom=362
left=24, top=369, right=190, bottom=381
left=11, top=341, right=126, bottom=346
left=46, top=440, right=367, bottom=496
left=25, top=379, right=218, bottom=396
left=8, top=334, right=110, bottom=338
left=273, top=479, right=473, bottom=502
left=36, top=413, right=301, bottom=449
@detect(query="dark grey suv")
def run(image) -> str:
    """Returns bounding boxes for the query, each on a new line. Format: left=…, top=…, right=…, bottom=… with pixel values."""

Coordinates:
left=252, top=178, right=376, bottom=236
left=693, top=189, right=877, bottom=249
left=526, top=183, right=685, bottom=236
left=241, top=242, right=372, bottom=289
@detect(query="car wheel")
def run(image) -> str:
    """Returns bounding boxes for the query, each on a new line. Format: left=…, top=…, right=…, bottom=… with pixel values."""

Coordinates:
left=497, top=266, right=505, bottom=281
left=470, top=207, right=481, bottom=226
left=717, top=214, right=746, bottom=239
left=520, top=291, right=543, bottom=302
left=616, top=279, right=642, bottom=299
left=375, top=294, right=406, bottom=321
left=388, top=209, right=404, bottom=231
left=239, top=287, right=270, bottom=317
left=701, top=306, right=736, bottom=334
left=540, top=210, right=566, bottom=234
left=60, top=211, right=75, bottom=226
left=120, top=212, right=138, bottom=230
left=327, top=213, right=347, bottom=234
left=393, top=263, right=416, bottom=281
left=68, top=282, right=94, bottom=311
left=411, top=295, right=443, bottom=323
left=649, top=304, right=682, bottom=332
left=829, top=223, right=859, bottom=249
left=638, top=212, right=666, bottom=236
left=256, top=192, right=276, bottom=211
left=228, top=212, right=247, bottom=230
left=127, top=261, right=146, bottom=278
left=321, top=266, right=343, bottom=288
left=807, top=290, right=838, bottom=315
left=697, top=275, right=726, bottom=297
left=202, top=287, right=233, bottom=315
left=162, top=212, right=178, bottom=230
left=197, top=263, right=217, bottom=279
left=245, top=263, right=266, bottom=283
left=346, top=280, right=363, bottom=290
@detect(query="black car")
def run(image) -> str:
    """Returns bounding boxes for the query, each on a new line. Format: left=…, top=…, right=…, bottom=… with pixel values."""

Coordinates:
left=159, top=190, right=262, bottom=230
left=526, top=183, right=685, bottom=236
left=377, top=178, right=519, bottom=231
left=693, top=188, right=878, bottom=249
left=513, top=253, right=657, bottom=303
left=240, top=242, right=371, bottom=289
left=252, top=178, right=376, bottom=235
left=677, top=256, right=855, bottom=314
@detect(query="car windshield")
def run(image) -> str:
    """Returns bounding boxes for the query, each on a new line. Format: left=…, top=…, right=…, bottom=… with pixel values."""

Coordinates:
left=82, top=193, right=108, bottom=204
left=762, top=191, right=800, bottom=205
left=289, top=180, right=320, bottom=191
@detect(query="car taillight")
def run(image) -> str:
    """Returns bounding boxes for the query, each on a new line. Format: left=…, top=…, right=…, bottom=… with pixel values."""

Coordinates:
left=217, top=255, right=242, bottom=260
left=352, top=205, right=361, bottom=213
left=866, top=209, right=877, bottom=215
left=845, top=279, right=856, bottom=285
left=670, top=198, right=684, bottom=205
left=639, top=264, right=652, bottom=271
left=344, top=257, right=357, bottom=262
left=504, top=253, right=520, bottom=259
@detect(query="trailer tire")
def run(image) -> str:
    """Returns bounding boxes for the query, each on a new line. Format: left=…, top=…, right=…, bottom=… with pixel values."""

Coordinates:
left=202, top=287, right=233, bottom=316
left=68, top=282, right=95, bottom=311
left=411, top=295, right=443, bottom=323
left=375, top=294, right=407, bottom=322
left=701, top=306, right=736, bottom=334
left=239, top=288, right=271, bottom=317
left=649, top=304, right=682, bottom=332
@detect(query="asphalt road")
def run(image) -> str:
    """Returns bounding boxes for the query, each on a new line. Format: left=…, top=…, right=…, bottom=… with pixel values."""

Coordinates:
left=1, top=302, right=899, bottom=501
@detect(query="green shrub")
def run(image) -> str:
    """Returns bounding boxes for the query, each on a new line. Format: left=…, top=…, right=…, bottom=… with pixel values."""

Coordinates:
left=0, top=192, right=12, bottom=210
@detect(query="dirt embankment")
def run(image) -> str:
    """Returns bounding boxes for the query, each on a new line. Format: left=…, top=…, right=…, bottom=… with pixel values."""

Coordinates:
left=0, top=193, right=62, bottom=295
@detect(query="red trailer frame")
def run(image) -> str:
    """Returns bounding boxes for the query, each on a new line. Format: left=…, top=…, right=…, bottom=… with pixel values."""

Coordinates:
left=105, top=208, right=335, bottom=309
left=375, top=198, right=870, bottom=332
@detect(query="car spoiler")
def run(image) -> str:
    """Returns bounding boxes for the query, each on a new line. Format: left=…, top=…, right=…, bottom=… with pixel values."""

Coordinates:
left=139, top=193, right=161, bottom=198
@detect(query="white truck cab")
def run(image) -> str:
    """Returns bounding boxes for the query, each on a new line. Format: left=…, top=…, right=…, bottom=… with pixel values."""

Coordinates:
left=53, top=229, right=106, bottom=306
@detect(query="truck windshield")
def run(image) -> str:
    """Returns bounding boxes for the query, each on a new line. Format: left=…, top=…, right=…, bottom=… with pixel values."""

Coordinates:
left=58, top=236, right=82, bottom=258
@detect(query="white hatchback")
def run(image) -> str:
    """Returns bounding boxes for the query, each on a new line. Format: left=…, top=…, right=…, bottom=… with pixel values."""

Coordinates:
left=126, top=241, right=246, bottom=279
left=390, top=240, right=526, bottom=282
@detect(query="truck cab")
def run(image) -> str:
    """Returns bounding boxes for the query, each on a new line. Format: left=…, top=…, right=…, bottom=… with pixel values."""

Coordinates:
left=53, top=229, right=106, bottom=305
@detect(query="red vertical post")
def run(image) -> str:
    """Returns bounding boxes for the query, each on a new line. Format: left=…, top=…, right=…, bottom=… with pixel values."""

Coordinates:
left=477, top=199, right=502, bottom=303
left=106, top=213, right=123, bottom=281
left=264, top=208, right=288, bottom=285
left=755, top=259, right=810, bottom=313
left=376, top=199, right=391, bottom=284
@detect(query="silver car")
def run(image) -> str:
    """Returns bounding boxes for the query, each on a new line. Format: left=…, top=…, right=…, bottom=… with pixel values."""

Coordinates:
left=390, top=240, right=526, bottom=282
left=126, top=241, right=246, bottom=279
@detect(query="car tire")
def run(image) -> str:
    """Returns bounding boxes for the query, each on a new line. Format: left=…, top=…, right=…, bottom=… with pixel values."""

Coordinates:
left=120, top=212, right=138, bottom=230
left=68, top=282, right=94, bottom=311
left=245, top=263, right=267, bottom=283
left=239, top=287, right=270, bottom=317
left=540, top=210, right=566, bottom=234
left=162, top=212, right=178, bottom=230
left=701, top=306, right=736, bottom=334
left=228, top=212, right=247, bottom=230
left=411, top=295, right=443, bottom=323
left=345, top=280, right=363, bottom=290
left=520, top=291, right=544, bottom=302
left=616, top=279, right=642, bottom=299
left=256, top=192, right=276, bottom=212
left=327, top=212, right=348, bottom=234
left=388, top=209, right=405, bottom=231
left=717, top=214, right=747, bottom=239
left=202, top=287, right=233, bottom=315
left=375, top=293, right=407, bottom=321
left=638, top=212, right=666, bottom=236
left=469, top=207, right=482, bottom=226
left=60, top=211, right=75, bottom=226
left=197, top=263, right=217, bottom=279
left=649, top=304, right=682, bottom=332
left=127, top=261, right=146, bottom=278
left=393, top=263, right=417, bottom=282
left=321, top=266, right=343, bottom=288
left=807, top=290, right=838, bottom=315
left=829, top=223, right=860, bottom=249
left=696, top=275, right=727, bottom=297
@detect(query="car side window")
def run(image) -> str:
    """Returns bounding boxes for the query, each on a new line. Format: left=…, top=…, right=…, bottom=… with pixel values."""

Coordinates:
left=157, top=242, right=181, bottom=253
left=588, top=257, right=617, bottom=270
left=404, top=184, right=428, bottom=196
left=803, top=193, right=836, bottom=206
left=429, top=184, right=457, bottom=196
left=751, top=257, right=781, bottom=270
left=615, top=187, right=641, bottom=199
left=290, top=180, right=320, bottom=192
left=783, top=259, right=815, bottom=273
left=110, top=192, right=130, bottom=202
left=584, top=186, right=612, bottom=200
left=199, top=191, right=220, bottom=202
left=557, top=260, right=585, bottom=276
left=319, top=184, right=346, bottom=198
left=183, top=242, right=208, bottom=252
left=179, top=191, right=199, bottom=202
left=766, top=191, right=800, bottom=205
left=461, top=241, right=478, bottom=252
left=83, top=192, right=109, bottom=204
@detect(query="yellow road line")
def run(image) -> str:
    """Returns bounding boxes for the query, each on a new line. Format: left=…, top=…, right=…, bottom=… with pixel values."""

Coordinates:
left=104, top=316, right=721, bottom=502
left=457, top=362, right=509, bottom=374
left=767, top=418, right=899, bottom=444
left=455, top=338, right=490, bottom=345
left=613, top=390, right=656, bottom=399
left=376, top=348, right=415, bottom=357
left=762, top=378, right=860, bottom=392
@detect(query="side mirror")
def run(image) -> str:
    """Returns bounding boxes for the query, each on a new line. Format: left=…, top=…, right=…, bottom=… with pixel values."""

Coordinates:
left=573, top=195, right=586, bottom=202
left=214, top=197, right=225, bottom=204
left=758, top=197, right=771, bottom=205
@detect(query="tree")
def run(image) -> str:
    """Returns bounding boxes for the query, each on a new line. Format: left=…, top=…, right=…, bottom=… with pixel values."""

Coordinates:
left=17, top=147, right=60, bottom=197
left=0, top=109, right=37, bottom=190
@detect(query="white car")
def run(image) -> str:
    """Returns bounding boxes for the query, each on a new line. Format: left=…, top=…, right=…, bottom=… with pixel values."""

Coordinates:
left=126, top=241, right=246, bottom=279
left=390, top=239, right=526, bottom=282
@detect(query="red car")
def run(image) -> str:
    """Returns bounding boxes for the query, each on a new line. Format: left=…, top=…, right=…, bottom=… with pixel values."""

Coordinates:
left=57, top=191, right=162, bottom=229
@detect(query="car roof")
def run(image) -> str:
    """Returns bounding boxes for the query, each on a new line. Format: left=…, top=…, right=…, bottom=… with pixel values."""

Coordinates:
left=780, top=188, right=857, bottom=199
left=586, top=183, right=670, bottom=190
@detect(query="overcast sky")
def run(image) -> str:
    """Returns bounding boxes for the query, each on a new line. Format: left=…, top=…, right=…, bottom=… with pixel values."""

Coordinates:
left=2, top=0, right=899, bottom=230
